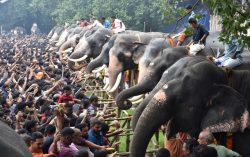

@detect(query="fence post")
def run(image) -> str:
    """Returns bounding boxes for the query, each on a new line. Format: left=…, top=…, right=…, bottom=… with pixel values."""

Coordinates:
left=126, top=118, right=131, bottom=152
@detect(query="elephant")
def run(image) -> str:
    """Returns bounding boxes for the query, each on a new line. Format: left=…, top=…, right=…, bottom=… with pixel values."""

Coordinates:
left=130, top=56, right=250, bottom=157
left=66, top=26, right=87, bottom=40
left=55, top=26, right=75, bottom=47
left=0, top=121, right=32, bottom=157
left=107, top=31, right=226, bottom=95
left=107, top=32, right=168, bottom=94
left=49, top=26, right=64, bottom=45
left=115, top=31, right=250, bottom=110
left=86, top=34, right=119, bottom=74
left=86, top=30, right=141, bottom=74
left=57, top=28, right=94, bottom=62
left=47, top=26, right=58, bottom=39
left=67, top=27, right=112, bottom=71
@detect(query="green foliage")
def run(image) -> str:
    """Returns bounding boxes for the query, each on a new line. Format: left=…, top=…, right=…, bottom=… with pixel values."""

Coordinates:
left=0, top=0, right=167, bottom=33
left=161, top=0, right=250, bottom=47
left=204, top=0, right=250, bottom=47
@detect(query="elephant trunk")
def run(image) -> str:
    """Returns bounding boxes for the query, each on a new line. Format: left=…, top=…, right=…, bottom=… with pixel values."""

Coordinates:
left=87, top=54, right=105, bottom=74
left=131, top=80, right=166, bottom=130
left=59, top=40, right=73, bottom=60
left=130, top=90, right=171, bottom=157
left=115, top=71, right=157, bottom=110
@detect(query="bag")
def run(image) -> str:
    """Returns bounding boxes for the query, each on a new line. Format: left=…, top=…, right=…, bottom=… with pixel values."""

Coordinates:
left=189, top=43, right=205, bottom=55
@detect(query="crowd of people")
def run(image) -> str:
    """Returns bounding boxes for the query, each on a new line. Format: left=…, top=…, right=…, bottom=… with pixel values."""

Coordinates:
left=0, top=34, right=122, bottom=157
left=77, top=16, right=126, bottom=34
left=161, top=130, right=241, bottom=157
left=0, top=8, right=246, bottom=157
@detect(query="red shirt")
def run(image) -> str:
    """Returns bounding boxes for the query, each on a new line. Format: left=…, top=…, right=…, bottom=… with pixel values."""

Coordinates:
left=58, top=94, right=74, bottom=103
left=80, top=21, right=90, bottom=27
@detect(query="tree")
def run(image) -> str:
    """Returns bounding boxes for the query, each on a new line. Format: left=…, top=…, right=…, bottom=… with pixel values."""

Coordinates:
left=205, top=0, right=250, bottom=47
left=161, top=0, right=250, bottom=47
left=0, top=0, right=168, bottom=33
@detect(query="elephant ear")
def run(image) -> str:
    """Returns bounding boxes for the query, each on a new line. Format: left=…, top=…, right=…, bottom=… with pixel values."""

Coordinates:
left=201, top=84, right=249, bottom=133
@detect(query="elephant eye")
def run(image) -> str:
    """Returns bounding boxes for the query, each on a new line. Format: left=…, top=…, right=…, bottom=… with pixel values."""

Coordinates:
left=117, top=52, right=125, bottom=61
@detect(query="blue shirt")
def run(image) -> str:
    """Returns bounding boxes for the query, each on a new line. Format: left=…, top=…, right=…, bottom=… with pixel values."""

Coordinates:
left=103, top=20, right=111, bottom=28
left=87, top=129, right=104, bottom=151
left=192, top=24, right=209, bottom=44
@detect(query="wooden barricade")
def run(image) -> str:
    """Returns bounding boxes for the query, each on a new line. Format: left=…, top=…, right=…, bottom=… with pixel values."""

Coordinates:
left=80, top=72, right=161, bottom=157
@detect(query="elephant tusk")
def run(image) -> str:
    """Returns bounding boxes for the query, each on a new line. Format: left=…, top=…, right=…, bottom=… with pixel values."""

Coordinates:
left=62, top=47, right=73, bottom=54
left=109, top=72, right=122, bottom=93
left=103, top=82, right=109, bottom=90
left=128, top=94, right=145, bottom=102
left=48, top=47, right=54, bottom=51
left=92, top=65, right=107, bottom=73
left=55, top=42, right=62, bottom=47
left=132, top=97, right=144, bottom=104
left=67, top=54, right=88, bottom=63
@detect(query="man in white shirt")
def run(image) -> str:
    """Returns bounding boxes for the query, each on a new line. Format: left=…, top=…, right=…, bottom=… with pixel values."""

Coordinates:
left=88, top=18, right=104, bottom=29
left=110, top=16, right=126, bottom=34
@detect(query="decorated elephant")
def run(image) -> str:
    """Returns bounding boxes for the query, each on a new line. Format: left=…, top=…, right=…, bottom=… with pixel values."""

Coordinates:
left=0, top=121, right=32, bottom=157
left=67, top=27, right=112, bottom=71
left=130, top=56, right=250, bottom=157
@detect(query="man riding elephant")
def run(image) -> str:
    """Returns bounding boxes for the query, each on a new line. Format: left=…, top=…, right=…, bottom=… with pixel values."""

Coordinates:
left=187, top=18, right=209, bottom=55
left=214, top=33, right=245, bottom=68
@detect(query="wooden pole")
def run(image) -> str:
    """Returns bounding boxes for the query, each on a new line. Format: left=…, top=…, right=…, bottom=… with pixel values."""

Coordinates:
left=126, top=118, right=131, bottom=152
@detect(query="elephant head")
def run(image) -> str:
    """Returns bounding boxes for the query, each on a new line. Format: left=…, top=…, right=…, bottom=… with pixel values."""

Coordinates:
left=86, top=34, right=119, bottom=74
left=107, top=33, right=165, bottom=94
left=47, top=26, right=58, bottom=39
left=49, top=26, right=64, bottom=45
left=116, top=46, right=188, bottom=109
left=86, top=31, right=142, bottom=74
left=130, top=56, right=249, bottom=157
left=68, top=28, right=112, bottom=71
left=57, top=34, right=81, bottom=62
left=55, top=28, right=70, bottom=47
